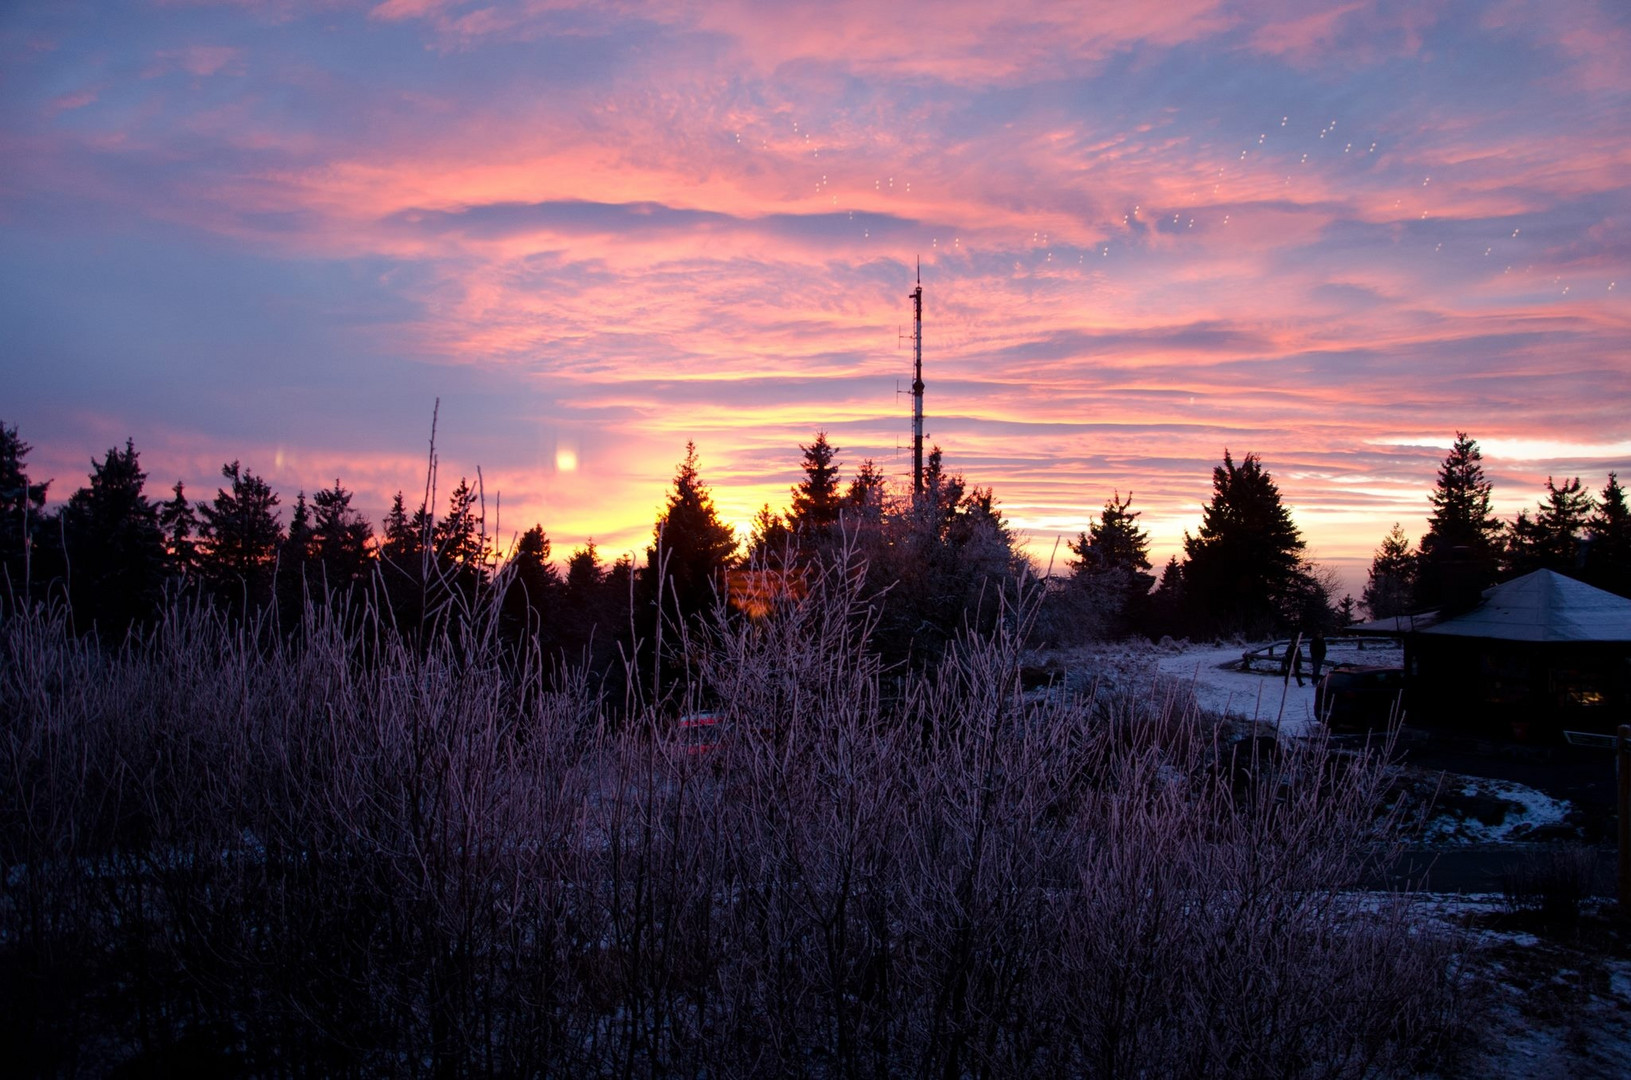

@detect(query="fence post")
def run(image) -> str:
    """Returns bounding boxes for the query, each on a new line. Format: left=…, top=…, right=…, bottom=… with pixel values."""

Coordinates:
left=1619, top=724, right=1630, bottom=914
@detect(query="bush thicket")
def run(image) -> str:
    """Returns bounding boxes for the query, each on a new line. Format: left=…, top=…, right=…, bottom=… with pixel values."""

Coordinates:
left=1, top=550, right=1466, bottom=1077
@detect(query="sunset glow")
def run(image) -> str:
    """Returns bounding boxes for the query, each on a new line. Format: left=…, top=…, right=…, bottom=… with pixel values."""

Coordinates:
left=4, top=1, right=1628, bottom=592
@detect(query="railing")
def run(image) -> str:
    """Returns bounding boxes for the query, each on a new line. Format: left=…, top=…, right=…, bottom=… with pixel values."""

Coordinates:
left=1235, top=635, right=1402, bottom=674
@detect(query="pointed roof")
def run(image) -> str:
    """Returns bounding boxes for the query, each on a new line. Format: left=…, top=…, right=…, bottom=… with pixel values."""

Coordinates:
left=1347, top=609, right=1444, bottom=635
left=1421, top=569, right=1631, bottom=643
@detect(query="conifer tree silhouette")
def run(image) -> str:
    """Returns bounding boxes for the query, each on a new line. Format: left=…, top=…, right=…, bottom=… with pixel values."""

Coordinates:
left=197, top=461, right=284, bottom=615
left=60, top=439, right=166, bottom=631
left=788, top=431, right=843, bottom=535
left=1585, top=473, right=1631, bottom=596
left=158, top=480, right=199, bottom=582
left=0, top=421, right=49, bottom=599
left=1415, top=433, right=1502, bottom=611
left=1506, top=476, right=1594, bottom=577
left=642, top=442, right=738, bottom=630
left=1362, top=523, right=1415, bottom=619
left=1181, top=451, right=1307, bottom=637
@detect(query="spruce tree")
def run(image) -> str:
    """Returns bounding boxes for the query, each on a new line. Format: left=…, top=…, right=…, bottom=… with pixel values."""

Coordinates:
left=745, top=504, right=793, bottom=566
left=433, top=477, right=488, bottom=594
left=304, top=480, right=373, bottom=596
left=379, top=491, right=431, bottom=628
left=1584, top=472, right=1631, bottom=596
left=60, top=439, right=167, bottom=631
left=914, top=446, right=964, bottom=541
left=1068, top=492, right=1152, bottom=578
left=944, top=485, right=1017, bottom=572
left=865, top=449, right=1024, bottom=662
left=843, top=458, right=889, bottom=556
left=788, top=431, right=843, bottom=535
left=643, top=442, right=738, bottom=627
left=1362, top=523, right=1415, bottom=619
left=0, top=421, right=49, bottom=598
left=1180, top=451, right=1307, bottom=637
left=197, top=461, right=284, bottom=615
left=845, top=459, right=887, bottom=517
left=277, top=492, right=316, bottom=621
left=1506, top=476, right=1594, bottom=577
left=503, top=524, right=560, bottom=641
left=512, top=526, right=557, bottom=588
left=1157, top=556, right=1184, bottom=595
left=284, top=492, right=315, bottom=568
left=382, top=492, right=427, bottom=566
left=1415, top=432, right=1502, bottom=610
left=1065, top=492, right=1155, bottom=636
left=1144, top=556, right=1187, bottom=639
left=565, top=539, right=604, bottom=596
left=158, top=480, right=199, bottom=583
left=548, top=539, right=603, bottom=662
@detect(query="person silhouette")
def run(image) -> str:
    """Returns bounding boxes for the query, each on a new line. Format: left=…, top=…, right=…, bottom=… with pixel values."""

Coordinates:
left=1281, top=634, right=1304, bottom=688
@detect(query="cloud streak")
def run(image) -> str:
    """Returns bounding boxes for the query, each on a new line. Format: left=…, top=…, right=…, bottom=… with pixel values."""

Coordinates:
left=2, top=0, right=1628, bottom=591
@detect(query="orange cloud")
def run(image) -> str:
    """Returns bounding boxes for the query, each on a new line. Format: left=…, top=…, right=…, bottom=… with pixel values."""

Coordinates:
left=7, top=0, right=1628, bottom=599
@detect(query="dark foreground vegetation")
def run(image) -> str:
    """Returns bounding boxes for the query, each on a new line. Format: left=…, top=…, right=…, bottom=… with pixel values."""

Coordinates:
left=1, top=550, right=1469, bottom=1078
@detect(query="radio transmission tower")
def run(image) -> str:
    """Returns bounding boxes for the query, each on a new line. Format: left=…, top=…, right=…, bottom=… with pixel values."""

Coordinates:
left=910, top=261, right=925, bottom=503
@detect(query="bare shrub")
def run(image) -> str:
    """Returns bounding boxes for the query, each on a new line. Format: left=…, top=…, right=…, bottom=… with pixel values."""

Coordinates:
left=1500, top=847, right=1599, bottom=931
left=0, top=558, right=1469, bottom=1076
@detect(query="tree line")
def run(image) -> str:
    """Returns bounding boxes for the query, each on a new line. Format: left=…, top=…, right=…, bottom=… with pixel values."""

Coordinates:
left=7, top=419, right=1621, bottom=662
left=0, top=422, right=1029, bottom=683
left=1052, top=450, right=1339, bottom=642
left=0, top=418, right=1327, bottom=660
left=1362, top=432, right=1631, bottom=619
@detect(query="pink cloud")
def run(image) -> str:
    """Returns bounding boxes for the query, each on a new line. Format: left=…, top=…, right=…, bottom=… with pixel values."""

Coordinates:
left=140, top=44, right=246, bottom=79
left=369, top=0, right=454, bottom=21
left=1249, top=2, right=1369, bottom=59
left=183, top=44, right=245, bottom=76
left=372, top=0, right=1238, bottom=77
left=10, top=0, right=1628, bottom=578
left=1483, top=0, right=1631, bottom=95
left=1246, top=0, right=1441, bottom=67
left=47, top=88, right=100, bottom=114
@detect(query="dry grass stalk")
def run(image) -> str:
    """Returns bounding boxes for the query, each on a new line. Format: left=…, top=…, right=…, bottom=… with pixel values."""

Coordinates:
left=0, top=558, right=1466, bottom=1076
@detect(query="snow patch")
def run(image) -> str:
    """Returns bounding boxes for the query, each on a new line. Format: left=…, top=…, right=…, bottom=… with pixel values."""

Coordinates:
left=1419, top=776, right=1572, bottom=844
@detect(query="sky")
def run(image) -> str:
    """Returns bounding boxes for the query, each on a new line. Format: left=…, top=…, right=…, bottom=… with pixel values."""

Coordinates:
left=3, top=0, right=1629, bottom=595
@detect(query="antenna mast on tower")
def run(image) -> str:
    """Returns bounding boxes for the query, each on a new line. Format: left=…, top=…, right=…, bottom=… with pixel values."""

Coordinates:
left=911, top=260, right=925, bottom=503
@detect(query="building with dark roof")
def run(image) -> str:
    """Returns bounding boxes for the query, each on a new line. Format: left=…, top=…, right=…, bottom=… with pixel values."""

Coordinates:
left=1394, top=570, right=1631, bottom=742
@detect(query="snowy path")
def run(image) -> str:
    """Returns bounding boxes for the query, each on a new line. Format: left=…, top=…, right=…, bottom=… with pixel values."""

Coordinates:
left=1154, top=644, right=1321, bottom=735
left=1153, top=639, right=1403, bottom=737
left=1146, top=640, right=1579, bottom=848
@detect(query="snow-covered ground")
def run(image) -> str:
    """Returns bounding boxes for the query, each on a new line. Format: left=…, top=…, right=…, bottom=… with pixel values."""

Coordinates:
left=1151, top=638, right=1403, bottom=736
left=1418, top=775, right=1574, bottom=844
left=1131, top=639, right=1577, bottom=846
left=1065, top=639, right=1625, bottom=1079
left=1412, top=895, right=1631, bottom=1080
